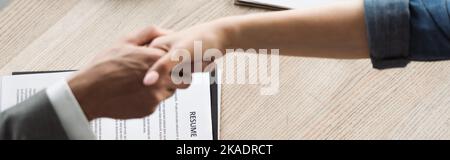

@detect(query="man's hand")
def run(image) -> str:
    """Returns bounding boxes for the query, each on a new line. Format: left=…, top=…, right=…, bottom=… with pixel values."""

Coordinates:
left=68, top=26, right=176, bottom=121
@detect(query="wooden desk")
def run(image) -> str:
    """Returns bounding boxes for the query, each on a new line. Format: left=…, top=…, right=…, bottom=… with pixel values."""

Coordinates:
left=1, top=0, right=449, bottom=139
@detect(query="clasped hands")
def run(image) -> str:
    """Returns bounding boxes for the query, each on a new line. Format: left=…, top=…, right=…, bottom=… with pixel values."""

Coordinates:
left=69, top=21, right=229, bottom=121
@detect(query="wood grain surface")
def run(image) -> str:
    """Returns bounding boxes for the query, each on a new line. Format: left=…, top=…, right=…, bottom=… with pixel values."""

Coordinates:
left=1, top=0, right=449, bottom=139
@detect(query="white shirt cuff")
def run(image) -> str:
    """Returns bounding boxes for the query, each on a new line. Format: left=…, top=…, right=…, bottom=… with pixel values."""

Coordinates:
left=46, top=80, right=96, bottom=140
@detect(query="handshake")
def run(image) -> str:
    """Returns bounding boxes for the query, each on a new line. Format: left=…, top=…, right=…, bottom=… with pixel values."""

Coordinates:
left=69, top=22, right=230, bottom=121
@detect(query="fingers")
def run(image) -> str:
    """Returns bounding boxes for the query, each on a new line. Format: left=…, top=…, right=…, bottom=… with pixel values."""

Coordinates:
left=142, top=52, right=214, bottom=88
left=143, top=54, right=174, bottom=86
left=121, top=26, right=167, bottom=46
left=143, top=57, right=194, bottom=89
left=148, top=34, right=172, bottom=50
left=144, top=71, right=160, bottom=86
left=128, top=46, right=166, bottom=64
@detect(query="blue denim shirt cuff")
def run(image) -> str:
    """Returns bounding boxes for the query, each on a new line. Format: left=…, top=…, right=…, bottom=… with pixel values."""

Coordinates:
left=364, top=0, right=411, bottom=69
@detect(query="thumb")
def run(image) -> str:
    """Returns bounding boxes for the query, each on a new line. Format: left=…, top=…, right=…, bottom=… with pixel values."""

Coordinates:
left=143, top=48, right=191, bottom=86
left=143, top=70, right=160, bottom=86
left=143, top=54, right=175, bottom=86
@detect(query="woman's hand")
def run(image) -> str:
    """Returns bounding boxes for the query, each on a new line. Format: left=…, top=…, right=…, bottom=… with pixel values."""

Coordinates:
left=143, top=19, right=234, bottom=87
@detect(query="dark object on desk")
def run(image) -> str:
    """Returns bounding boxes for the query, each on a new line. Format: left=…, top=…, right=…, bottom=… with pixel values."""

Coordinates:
left=234, top=0, right=288, bottom=10
left=12, top=70, right=77, bottom=75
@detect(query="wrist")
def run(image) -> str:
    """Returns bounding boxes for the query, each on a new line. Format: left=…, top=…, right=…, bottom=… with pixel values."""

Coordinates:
left=68, top=73, right=98, bottom=121
left=212, top=16, right=242, bottom=52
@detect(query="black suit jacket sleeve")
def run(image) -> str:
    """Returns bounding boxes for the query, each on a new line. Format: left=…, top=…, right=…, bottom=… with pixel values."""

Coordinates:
left=0, top=90, right=69, bottom=140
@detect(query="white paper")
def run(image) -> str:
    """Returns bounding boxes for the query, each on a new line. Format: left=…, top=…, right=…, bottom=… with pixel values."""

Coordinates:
left=0, top=72, right=215, bottom=140
left=0, top=72, right=72, bottom=111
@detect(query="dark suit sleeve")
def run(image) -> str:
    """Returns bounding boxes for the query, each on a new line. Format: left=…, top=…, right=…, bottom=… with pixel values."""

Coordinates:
left=0, top=90, right=69, bottom=140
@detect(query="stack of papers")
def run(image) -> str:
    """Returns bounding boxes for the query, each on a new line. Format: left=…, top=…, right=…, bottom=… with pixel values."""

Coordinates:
left=0, top=71, right=220, bottom=140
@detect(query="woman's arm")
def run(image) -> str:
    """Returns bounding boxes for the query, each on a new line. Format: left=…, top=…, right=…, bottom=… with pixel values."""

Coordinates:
left=222, top=0, right=369, bottom=59
left=149, top=0, right=368, bottom=59
left=144, top=0, right=369, bottom=85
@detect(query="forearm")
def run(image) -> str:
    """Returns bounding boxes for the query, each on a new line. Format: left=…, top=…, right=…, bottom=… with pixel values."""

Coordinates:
left=220, top=0, right=369, bottom=59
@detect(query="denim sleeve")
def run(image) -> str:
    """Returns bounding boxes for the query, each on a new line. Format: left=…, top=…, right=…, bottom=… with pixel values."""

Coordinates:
left=409, top=0, right=450, bottom=61
left=364, top=0, right=450, bottom=69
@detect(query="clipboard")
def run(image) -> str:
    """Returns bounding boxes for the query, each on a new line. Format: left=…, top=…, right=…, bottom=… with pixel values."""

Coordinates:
left=12, top=70, right=220, bottom=140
